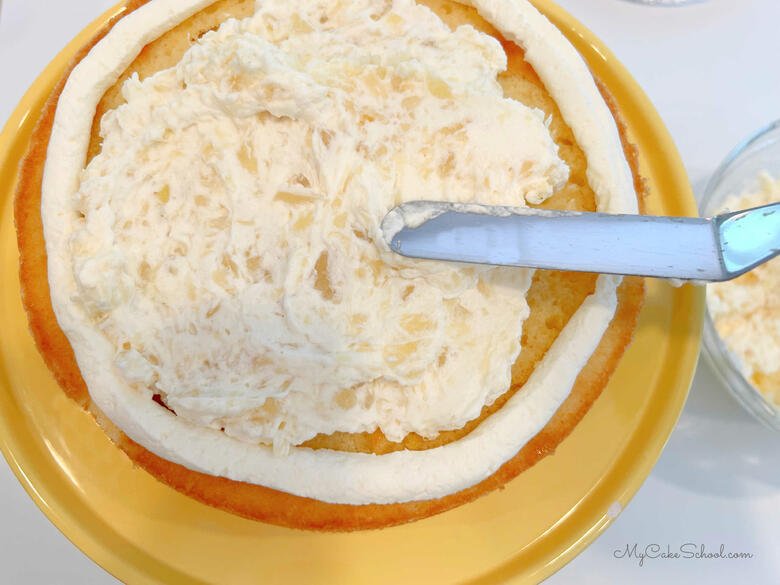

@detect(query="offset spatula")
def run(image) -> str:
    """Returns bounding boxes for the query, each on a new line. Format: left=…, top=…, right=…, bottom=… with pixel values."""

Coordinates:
left=382, top=201, right=780, bottom=282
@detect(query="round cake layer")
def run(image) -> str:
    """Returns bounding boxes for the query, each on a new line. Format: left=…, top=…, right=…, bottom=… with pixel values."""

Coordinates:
left=15, top=0, right=644, bottom=524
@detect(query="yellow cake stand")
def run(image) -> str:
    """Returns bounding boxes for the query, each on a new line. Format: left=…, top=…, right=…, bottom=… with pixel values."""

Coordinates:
left=0, top=2, right=703, bottom=583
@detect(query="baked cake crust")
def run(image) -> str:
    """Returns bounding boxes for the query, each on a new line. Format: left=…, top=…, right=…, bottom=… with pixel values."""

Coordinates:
left=15, top=0, right=646, bottom=530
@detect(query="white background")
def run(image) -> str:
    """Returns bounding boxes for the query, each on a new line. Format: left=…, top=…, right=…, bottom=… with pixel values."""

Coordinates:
left=1, top=0, right=778, bottom=583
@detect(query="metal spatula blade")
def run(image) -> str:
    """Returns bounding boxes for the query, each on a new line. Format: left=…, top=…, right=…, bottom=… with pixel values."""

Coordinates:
left=381, top=201, right=780, bottom=282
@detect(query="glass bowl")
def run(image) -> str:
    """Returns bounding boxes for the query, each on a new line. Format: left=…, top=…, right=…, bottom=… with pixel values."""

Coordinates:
left=699, top=120, right=780, bottom=430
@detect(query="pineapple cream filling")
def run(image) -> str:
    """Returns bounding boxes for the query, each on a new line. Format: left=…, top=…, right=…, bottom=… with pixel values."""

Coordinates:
left=42, top=0, right=637, bottom=504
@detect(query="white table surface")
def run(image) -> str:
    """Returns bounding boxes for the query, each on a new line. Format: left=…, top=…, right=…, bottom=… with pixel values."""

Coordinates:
left=1, top=1, right=778, bottom=583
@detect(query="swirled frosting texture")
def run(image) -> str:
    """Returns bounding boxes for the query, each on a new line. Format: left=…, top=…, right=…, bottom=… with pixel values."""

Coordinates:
left=69, top=0, right=567, bottom=452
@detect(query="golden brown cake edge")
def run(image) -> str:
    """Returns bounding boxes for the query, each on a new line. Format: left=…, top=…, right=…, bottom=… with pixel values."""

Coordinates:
left=14, top=0, right=646, bottom=531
